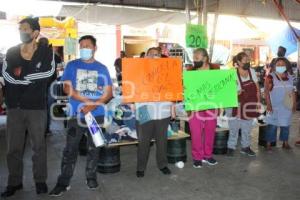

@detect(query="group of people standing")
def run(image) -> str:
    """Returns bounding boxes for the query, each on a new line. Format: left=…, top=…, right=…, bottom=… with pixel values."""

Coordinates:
left=0, top=17, right=298, bottom=199
left=0, top=17, right=114, bottom=198
left=226, top=48, right=296, bottom=156
left=133, top=46, right=297, bottom=174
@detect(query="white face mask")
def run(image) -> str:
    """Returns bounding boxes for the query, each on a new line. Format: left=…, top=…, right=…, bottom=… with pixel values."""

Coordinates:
left=275, top=66, right=286, bottom=74
left=58, top=71, right=63, bottom=77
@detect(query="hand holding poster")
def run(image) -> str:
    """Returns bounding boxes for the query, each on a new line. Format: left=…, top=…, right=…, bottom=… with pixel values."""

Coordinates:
left=185, top=23, right=208, bottom=48
left=183, top=69, right=238, bottom=111
left=122, top=58, right=183, bottom=103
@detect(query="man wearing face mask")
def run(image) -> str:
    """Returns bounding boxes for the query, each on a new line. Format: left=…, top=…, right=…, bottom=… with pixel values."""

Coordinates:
left=1, top=17, right=55, bottom=197
left=227, top=52, right=261, bottom=157
left=134, top=47, right=175, bottom=178
left=49, top=35, right=113, bottom=197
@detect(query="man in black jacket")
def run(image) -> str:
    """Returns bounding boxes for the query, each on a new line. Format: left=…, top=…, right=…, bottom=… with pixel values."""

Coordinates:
left=1, top=17, right=55, bottom=198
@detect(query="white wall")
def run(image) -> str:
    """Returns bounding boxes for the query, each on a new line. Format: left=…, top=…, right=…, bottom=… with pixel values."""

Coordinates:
left=78, top=22, right=117, bottom=79
left=0, top=21, right=19, bottom=54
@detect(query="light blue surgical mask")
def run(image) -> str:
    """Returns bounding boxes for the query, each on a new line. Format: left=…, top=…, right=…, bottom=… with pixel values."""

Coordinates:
left=275, top=66, right=286, bottom=74
left=80, top=48, right=93, bottom=61
left=20, top=32, right=33, bottom=43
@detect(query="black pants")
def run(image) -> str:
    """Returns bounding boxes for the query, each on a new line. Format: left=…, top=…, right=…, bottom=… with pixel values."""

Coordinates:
left=6, top=109, right=47, bottom=186
left=57, top=116, right=104, bottom=186
left=136, top=117, right=170, bottom=172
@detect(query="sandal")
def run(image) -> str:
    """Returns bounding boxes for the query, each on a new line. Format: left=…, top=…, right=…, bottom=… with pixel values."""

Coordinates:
left=282, top=143, right=292, bottom=150
left=266, top=144, right=273, bottom=153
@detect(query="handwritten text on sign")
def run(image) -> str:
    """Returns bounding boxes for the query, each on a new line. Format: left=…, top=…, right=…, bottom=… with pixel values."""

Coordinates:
left=183, top=69, right=238, bottom=111
left=122, top=58, right=183, bottom=103
left=185, top=23, right=208, bottom=48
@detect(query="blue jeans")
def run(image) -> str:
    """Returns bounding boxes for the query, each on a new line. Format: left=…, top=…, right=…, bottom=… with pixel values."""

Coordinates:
left=265, top=124, right=289, bottom=143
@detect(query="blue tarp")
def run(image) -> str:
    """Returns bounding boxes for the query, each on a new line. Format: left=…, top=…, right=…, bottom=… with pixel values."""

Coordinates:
left=267, top=26, right=300, bottom=56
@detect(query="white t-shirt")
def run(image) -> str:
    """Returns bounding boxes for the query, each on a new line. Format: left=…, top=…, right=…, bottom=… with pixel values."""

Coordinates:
left=237, top=68, right=258, bottom=91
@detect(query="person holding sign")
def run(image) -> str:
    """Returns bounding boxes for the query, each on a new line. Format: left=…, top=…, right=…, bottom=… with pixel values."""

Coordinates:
left=135, top=47, right=175, bottom=178
left=264, top=58, right=296, bottom=152
left=188, top=48, right=218, bottom=168
left=227, top=52, right=260, bottom=157
left=49, top=35, right=113, bottom=197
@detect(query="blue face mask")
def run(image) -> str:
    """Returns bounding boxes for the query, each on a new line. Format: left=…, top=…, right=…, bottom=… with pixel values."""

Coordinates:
left=80, top=48, right=93, bottom=61
left=275, top=66, right=286, bottom=74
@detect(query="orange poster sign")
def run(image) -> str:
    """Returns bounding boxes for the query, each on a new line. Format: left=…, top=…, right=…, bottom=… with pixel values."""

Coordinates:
left=122, top=58, right=183, bottom=103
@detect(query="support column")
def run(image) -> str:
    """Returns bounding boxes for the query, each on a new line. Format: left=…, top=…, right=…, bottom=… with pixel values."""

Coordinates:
left=116, top=25, right=122, bottom=58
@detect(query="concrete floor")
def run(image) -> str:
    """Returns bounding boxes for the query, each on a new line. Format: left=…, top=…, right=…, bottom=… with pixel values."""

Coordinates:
left=1, top=114, right=300, bottom=200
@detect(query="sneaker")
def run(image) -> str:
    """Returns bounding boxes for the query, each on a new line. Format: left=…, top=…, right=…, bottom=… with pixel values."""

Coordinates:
left=136, top=171, right=144, bottom=178
left=36, top=182, right=48, bottom=194
left=203, top=158, right=218, bottom=166
left=49, top=184, right=71, bottom=197
left=1, top=184, right=23, bottom=198
left=193, top=160, right=202, bottom=168
left=160, top=167, right=171, bottom=175
left=86, top=179, right=99, bottom=190
left=240, top=147, right=256, bottom=157
left=295, top=140, right=300, bottom=146
left=227, top=148, right=235, bottom=157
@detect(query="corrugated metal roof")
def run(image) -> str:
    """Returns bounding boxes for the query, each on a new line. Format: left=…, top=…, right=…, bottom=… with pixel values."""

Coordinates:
left=43, top=0, right=218, bottom=11
left=45, top=0, right=185, bottom=10
left=45, top=0, right=300, bottom=21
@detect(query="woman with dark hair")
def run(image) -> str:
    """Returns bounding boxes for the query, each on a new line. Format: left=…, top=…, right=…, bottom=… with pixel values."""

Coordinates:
left=188, top=48, right=218, bottom=168
left=227, top=52, right=261, bottom=157
left=232, top=55, right=238, bottom=68
left=264, top=57, right=296, bottom=152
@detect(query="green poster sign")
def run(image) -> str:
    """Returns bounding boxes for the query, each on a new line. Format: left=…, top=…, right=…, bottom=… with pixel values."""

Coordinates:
left=64, top=37, right=77, bottom=55
left=185, top=23, right=208, bottom=48
left=183, top=69, right=238, bottom=111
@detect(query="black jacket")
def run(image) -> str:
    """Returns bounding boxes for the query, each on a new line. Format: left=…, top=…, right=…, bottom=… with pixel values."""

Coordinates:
left=2, top=43, right=55, bottom=109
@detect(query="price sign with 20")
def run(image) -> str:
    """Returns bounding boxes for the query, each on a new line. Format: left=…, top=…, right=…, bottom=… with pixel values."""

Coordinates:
left=185, top=24, right=208, bottom=49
